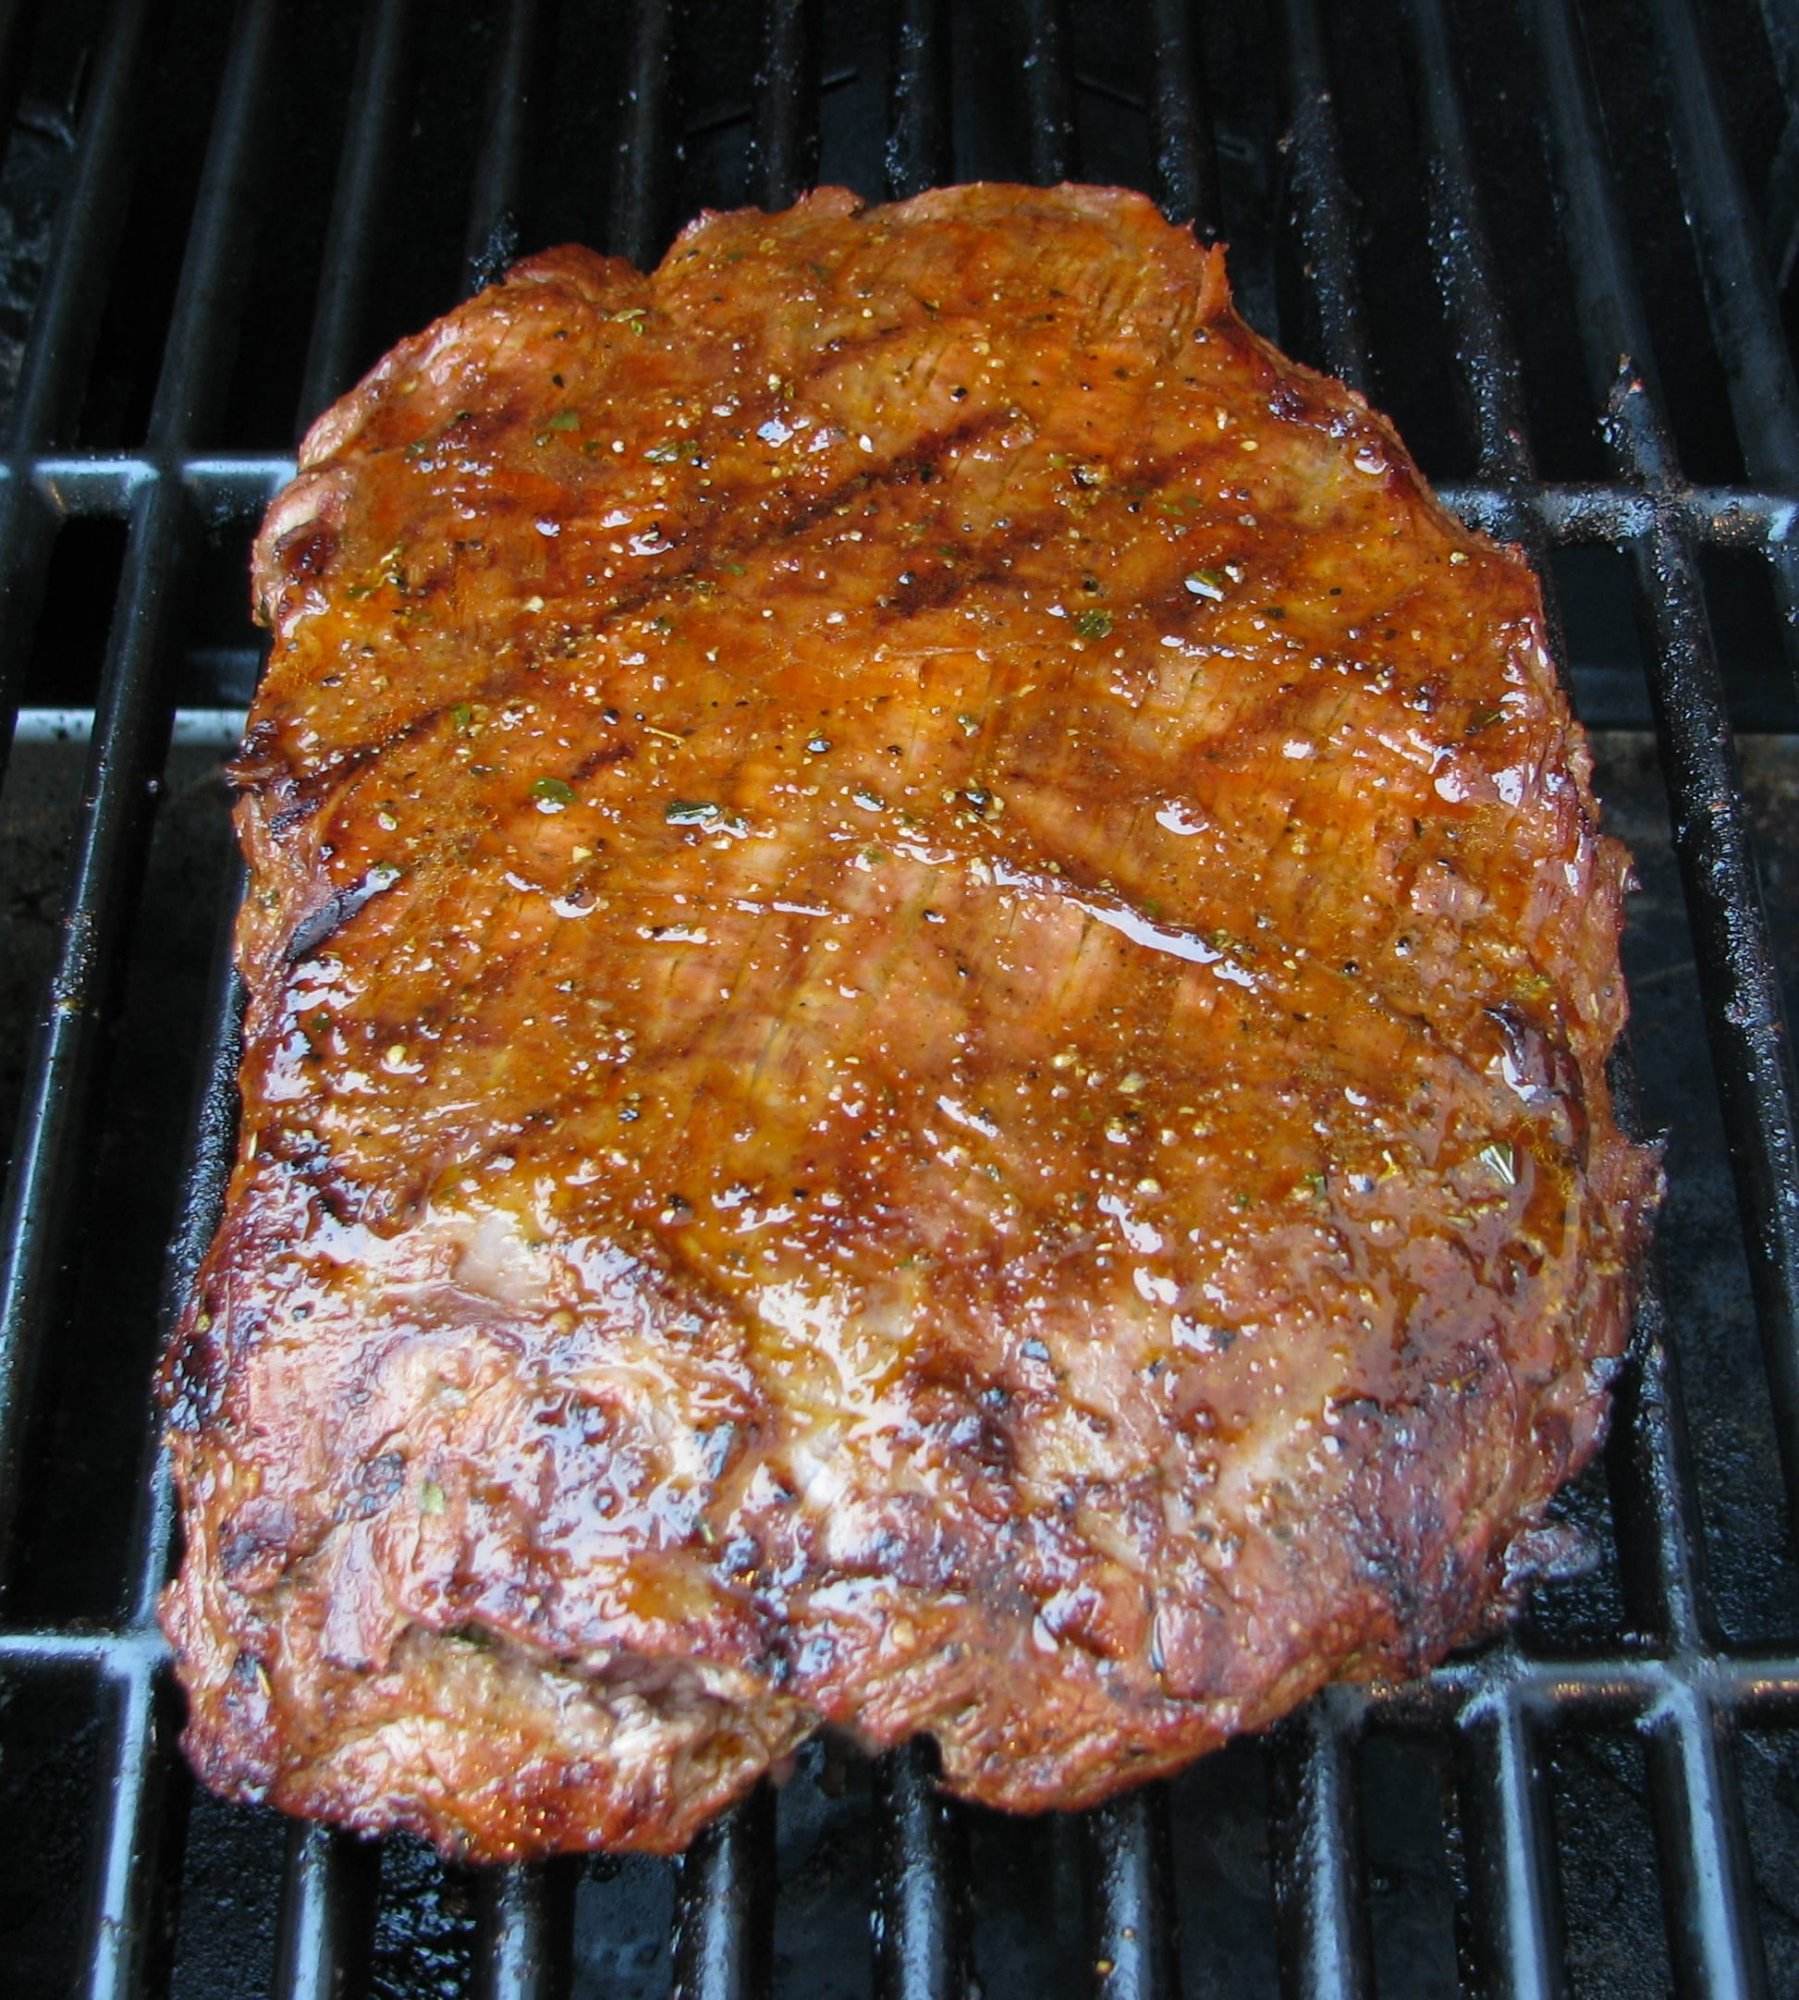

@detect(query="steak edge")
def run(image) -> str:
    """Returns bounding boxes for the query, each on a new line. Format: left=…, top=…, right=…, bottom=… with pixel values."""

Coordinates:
left=158, top=183, right=1661, bottom=1859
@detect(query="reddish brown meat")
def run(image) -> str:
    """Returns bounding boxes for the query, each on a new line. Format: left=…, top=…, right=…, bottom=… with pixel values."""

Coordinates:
left=159, top=184, right=1660, bottom=1860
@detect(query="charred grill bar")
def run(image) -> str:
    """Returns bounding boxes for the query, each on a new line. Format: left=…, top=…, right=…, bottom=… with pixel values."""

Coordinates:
left=0, top=2, right=1793, bottom=1996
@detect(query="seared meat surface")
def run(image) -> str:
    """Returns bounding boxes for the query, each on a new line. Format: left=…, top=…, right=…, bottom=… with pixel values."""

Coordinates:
left=160, top=184, right=1659, bottom=1859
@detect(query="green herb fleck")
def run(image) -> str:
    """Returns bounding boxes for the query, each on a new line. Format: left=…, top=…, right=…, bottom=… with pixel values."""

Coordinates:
left=1074, top=608, right=1113, bottom=640
left=449, top=702, right=473, bottom=731
left=531, top=776, right=575, bottom=809
left=644, top=440, right=682, bottom=463
left=665, top=799, right=721, bottom=826
left=545, top=408, right=580, bottom=432
left=419, top=1480, right=446, bottom=1515
left=1466, top=705, right=1505, bottom=735
left=1184, top=569, right=1227, bottom=601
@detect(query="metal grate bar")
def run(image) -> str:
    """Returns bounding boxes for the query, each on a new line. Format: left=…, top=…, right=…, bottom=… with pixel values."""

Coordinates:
left=1268, top=1692, right=1374, bottom=2000
left=1645, top=0, right=1799, bottom=672
left=1395, top=16, right=1676, bottom=1983
left=0, top=841, right=239, bottom=1712
left=1532, top=0, right=1799, bottom=1538
left=1605, top=1229, right=1717, bottom=1657
left=23, top=10, right=287, bottom=1994
left=673, top=1788, right=775, bottom=2000
left=82, top=1655, right=187, bottom=2000
left=1632, top=477, right=1799, bottom=1533
left=145, top=18, right=282, bottom=448
left=272, top=1823, right=375, bottom=2000
left=6, top=1621, right=1799, bottom=1712
left=1143, top=0, right=1221, bottom=236
left=1643, top=1685, right=1770, bottom=2000
left=1019, top=0, right=1078, bottom=185
left=874, top=1742, right=967, bottom=2000
left=3, top=0, right=151, bottom=454
left=463, top=0, right=544, bottom=291
left=1528, top=0, right=1666, bottom=409
left=751, top=0, right=820, bottom=210
left=1526, top=2, right=1786, bottom=1991
left=1085, top=1789, right=1177, bottom=1999
left=0, top=0, right=154, bottom=782
left=887, top=0, right=951, bottom=199
left=8, top=454, right=1798, bottom=552
left=295, top=0, right=413, bottom=427
left=1581, top=1072, right=1752, bottom=1986
left=476, top=1860, right=575, bottom=2000
left=1453, top=1684, right=1566, bottom=2000
left=1400, top=0, right=1534, bottom=486
left=49, top=831, right=239, bottom=2000
left=18, top=455, right=294, bottom=513
left=607, top=0, right=680, bottom=269
left=0, top=1629, right=168, bottom=1666
left=0, top=0, right=280, bottom=1599
left=1417, top=1651, right=1799, bottom=1722
left=123, top=885, right=246, bottom=1631
left=1439, top=480, right=1799, bottom=546
left=1275, top=0, right=1368, bottom=392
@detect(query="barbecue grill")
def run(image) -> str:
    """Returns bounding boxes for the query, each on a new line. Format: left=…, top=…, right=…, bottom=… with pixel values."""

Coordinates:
left=0, top=0, right=1794, bottom=1993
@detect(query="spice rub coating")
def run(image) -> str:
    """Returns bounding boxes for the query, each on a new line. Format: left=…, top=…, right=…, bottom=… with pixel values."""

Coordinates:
left=159, top=184, right=1660, bottom=1859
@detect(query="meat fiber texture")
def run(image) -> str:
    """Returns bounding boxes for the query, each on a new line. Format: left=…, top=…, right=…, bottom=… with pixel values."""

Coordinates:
left=159, top=184, right=1661, bottom=1860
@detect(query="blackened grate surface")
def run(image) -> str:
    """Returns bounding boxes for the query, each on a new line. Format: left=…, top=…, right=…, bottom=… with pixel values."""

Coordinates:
left=0, top=1, right=1794, bottom=1995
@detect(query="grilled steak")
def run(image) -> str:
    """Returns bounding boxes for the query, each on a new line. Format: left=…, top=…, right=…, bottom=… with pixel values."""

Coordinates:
left=159, top=183, right=1660, bottom=1859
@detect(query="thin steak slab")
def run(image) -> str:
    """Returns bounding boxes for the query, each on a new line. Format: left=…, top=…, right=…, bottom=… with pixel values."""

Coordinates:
left=160, top=184, right=1659, bottom=1860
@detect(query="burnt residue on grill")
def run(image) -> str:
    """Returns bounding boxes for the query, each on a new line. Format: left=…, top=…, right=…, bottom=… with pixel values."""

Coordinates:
left=0, top=1, right=1794, bottom=1997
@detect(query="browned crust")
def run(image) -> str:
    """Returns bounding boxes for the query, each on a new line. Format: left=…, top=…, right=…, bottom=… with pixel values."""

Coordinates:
left=159, top=183, right=1660, bottom=1859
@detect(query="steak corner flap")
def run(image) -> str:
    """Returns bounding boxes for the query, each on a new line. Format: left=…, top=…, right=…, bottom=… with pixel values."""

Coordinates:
left=157, top=183, right=1660, bottom=1861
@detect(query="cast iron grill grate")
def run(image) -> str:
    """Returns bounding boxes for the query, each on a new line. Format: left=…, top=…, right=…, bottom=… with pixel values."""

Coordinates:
left=0, top=1, right=1793, bottom=1995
